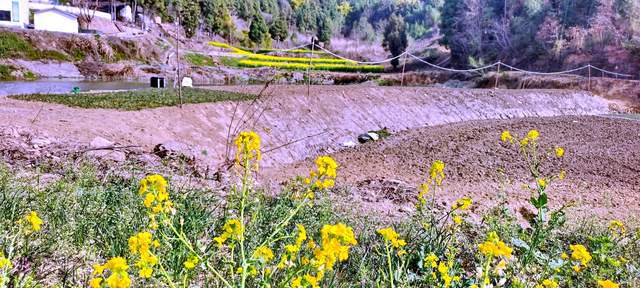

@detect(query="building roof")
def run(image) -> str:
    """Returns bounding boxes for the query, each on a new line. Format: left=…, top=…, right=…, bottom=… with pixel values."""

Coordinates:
left=34, top=8, right=78, bottom=19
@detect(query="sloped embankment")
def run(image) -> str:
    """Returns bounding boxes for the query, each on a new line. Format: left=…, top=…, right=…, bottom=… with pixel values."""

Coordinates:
left=0, top=86, right=610, bottom=168
left=197, top=86, right=611, bottom=166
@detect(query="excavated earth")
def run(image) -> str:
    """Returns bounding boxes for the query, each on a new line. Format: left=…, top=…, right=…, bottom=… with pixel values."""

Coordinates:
left=1, top=85, right=637, bottom=221
left=267, top=115, right=640, bottom=223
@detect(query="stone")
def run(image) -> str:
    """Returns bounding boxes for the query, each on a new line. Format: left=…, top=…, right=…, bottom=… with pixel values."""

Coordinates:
left=90, top=136, right=114, bottom=148
left=153, top=140, right=195, bottom=159
left=87, top=150, right=126, bottom=162
left=118, top=5, right=133, bottom=22
left=181, top=77, right=193, bottom=87
left=31, top=137, right=51, bottom=147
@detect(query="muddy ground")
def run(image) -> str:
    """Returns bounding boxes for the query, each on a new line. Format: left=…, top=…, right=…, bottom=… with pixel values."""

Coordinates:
left=267, top=115, right=640, bottom=223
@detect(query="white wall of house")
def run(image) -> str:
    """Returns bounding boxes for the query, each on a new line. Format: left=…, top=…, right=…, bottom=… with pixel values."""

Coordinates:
left=0, top=0, right=29, bottom=28
left=29, top=2, right=111, bottom=20
left=34, top=9, right=78, bottom=33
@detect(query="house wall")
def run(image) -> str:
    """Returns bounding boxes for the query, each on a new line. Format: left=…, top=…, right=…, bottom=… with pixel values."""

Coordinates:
left=34, top=11, right=78, bottom=33
left=0, top=0, right=29, bottom=28
left=29, top=3, right=111, bottom=20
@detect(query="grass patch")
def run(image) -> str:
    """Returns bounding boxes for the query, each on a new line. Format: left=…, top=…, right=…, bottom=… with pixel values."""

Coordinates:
left=0, top=64, right=16, bottom=81
left=0, top=31, right=69, bottom=61
left=10, top=88, right=257, bottom=110
left=185, top=53, right=215, bottom=66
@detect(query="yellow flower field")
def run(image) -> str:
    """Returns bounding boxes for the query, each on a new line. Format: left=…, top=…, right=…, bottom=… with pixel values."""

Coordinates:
left=0, top=129, right=636, bottom=287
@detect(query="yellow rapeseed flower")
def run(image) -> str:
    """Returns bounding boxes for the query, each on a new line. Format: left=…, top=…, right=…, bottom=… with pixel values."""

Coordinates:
left=537, top=178, right=547, bottom=189
left=254, top=246, right=275, bottom=262
left=214, top=219, right=244, bottom=246
left=527, top=130, right=540, bottom=140
left=89, top=277, right=103, bottom=288
left=429, top=160, right=445, bottom=186
left=0, top=254, right=12, bottom=269
left=453, top=216, right=463, bottom=225
left=608, top=220, right=625, bottom=236
left=541, top=278, right=559, bottom=288
left=597, top=280, right=620, bottom=288
left=377, top=227, right=406, bottom=248
left=183, top=255, right=199, bottom=270
left=452, top=197, right=472, bottom=210
left=425, top=253, right=439, bottom=268
left=478, top=232, right=512, bottom=259
left=25, top=211, right=43, bottom=232
left=417, top=183, right=429, bottom=207
left=312, top=223, right=357, bottom=276
left=558, top=170, right=566, bottom=180
left=500, top=130, right=513, bottom=143
left=235, top=131, right=261, bottom=169
left=555, top=147, right=565, bottom=157
left=569, top=244, right=592, bottom=267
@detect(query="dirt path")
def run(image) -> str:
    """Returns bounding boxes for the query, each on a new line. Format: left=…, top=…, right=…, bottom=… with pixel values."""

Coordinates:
left=266, top=115, right=640, bottom=222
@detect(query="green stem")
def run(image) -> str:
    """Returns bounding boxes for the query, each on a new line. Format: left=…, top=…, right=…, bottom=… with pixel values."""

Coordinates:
left=385, top=243, right=394, bottom=288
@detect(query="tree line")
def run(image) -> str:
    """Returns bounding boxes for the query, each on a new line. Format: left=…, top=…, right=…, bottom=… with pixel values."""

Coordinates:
left=128, top=0, right=639, bottom=71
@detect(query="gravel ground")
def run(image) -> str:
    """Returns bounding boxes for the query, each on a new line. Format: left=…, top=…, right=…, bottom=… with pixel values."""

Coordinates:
left=267, top=115, right=640, bottom=222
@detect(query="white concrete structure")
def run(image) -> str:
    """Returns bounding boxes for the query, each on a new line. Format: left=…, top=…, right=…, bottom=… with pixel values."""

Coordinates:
left=34, top=8, right=79, bottom=33
left=29, top=2, right=111, bottom=20
left=0, top=0, right=29, bottom=28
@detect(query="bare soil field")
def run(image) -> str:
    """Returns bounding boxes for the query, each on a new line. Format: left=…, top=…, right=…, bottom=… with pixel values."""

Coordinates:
left=1, top=85, right=636, bottom=221
left=268, top=115, right=640, bottom=222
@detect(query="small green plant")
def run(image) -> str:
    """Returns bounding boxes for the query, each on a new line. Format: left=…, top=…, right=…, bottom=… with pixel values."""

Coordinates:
left=10, top=88, right=257, bottom=110
left=185, top=53, right=215, bottom=66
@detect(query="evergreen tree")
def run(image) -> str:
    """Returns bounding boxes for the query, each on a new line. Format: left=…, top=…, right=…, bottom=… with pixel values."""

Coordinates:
left=316, top=15, right=332, bottom=43
left=270, top=17, right=289, bottom=42
left=249, top=13, right=269, bottom=45
left=178, top=0, right=201, bottom=38
left=382, top=13, right=408, bottom=68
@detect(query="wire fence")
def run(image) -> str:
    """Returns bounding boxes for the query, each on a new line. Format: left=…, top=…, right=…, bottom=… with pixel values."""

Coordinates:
left=268, top=42, right=635, bottom=79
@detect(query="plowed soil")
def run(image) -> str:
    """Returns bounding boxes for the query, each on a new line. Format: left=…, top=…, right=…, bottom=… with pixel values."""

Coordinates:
left=267, top=115, right=640, bottom=222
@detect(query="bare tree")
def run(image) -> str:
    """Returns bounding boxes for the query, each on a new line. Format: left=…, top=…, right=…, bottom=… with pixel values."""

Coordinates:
left=73, top=0, right=99, bottom=30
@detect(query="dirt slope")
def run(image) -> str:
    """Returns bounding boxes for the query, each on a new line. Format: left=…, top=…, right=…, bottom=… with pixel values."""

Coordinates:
left=269, top=116, right=640, bottom=222
left=1, top=86, right=610, bottom=169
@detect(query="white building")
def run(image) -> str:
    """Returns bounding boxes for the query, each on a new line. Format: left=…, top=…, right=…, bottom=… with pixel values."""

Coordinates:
left=0, top=0, right=29, bottom=28
left=34, top=8, right=78, bottom=33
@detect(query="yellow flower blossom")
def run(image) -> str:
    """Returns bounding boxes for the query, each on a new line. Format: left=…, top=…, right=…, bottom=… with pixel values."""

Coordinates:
left=291, top=276, right=302, bottom=288
left=453, top=216, right=463, bottom=225
left=478, top=232, right=512, bottom=259
left=377, top=227, right=406, bottom=248
left=214, top=218, right=244, bottom=246
left=500, top=130, right=513, bottom=143
left=537, top=178, right=546, bottom=189
left=0, top=255, right=12, bottom=269
left=561, top=252, right=569, bottom=260
left=25, top=211, right=43, bottom=232
left=570, top=244, right=592, bottom=266
left=254, top=246, right=275, bottom=262
left=91, top=257, right=131, bottom=288
left=429, top=160, right=445, bottom=186
left=417, top=183, right=429, bottom=207
left=89, top=277, right=103, bottom=288
left=527, top=130, right=540, bottom=140
left=555, top=147, right=564, bottom=157
left=541, top=279, right=559, bottom=288
left=558, top=170, right=566, bottom=180
left=452, top=197, right=472, bottom=210
left=425, top=253, right=439, bottom=268
left=597, top=279, right=620, bottom=288
left=235, top=131, right=262, bottom=169
left=183, top=255, right=199, bottom=270
left=311, top=223, right=357, bottom=277
left=608, top=220, right=625, bottom=236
